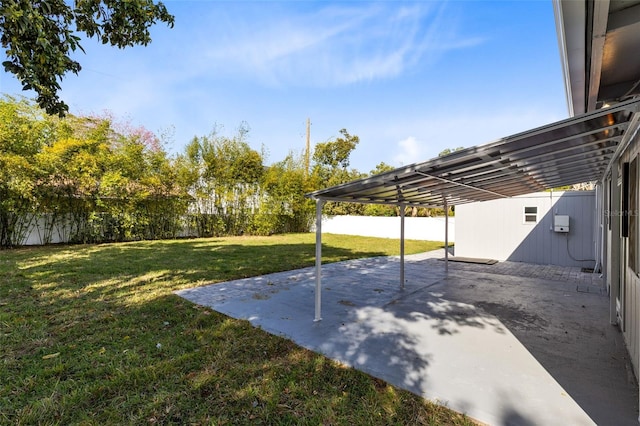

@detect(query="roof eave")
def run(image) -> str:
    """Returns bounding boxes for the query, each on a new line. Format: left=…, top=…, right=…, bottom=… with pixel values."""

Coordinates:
left=553, top=0, right=587, bottom=116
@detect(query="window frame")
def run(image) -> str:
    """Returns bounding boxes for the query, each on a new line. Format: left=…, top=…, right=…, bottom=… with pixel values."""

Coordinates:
left=523, top=206, right=538, bottom=224
left=630, top=157, right=638, bottom=273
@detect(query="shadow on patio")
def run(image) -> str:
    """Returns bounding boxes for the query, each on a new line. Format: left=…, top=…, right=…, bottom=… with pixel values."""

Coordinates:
left=176, top=252, right=638, bottom=425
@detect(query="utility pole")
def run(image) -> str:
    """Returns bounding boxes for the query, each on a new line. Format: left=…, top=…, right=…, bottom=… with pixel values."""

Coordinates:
left=305, top=118, right=311, bottom=176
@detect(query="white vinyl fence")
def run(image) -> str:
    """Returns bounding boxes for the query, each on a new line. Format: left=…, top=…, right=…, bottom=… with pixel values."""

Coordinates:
left=314, top=215, right=454, bottom=242
left=17, top=214, right=454, bottom=245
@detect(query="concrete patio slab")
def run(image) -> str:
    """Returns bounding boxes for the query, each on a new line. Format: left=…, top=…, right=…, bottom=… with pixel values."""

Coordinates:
left=175, top=251, right=638, bottom=426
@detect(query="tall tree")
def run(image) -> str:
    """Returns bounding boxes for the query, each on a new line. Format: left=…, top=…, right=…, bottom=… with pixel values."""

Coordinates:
left=0, top=95, right=60, bottom=246
left=0, top=0, right=174, bottom=116
left=311, top=128, right=360, bottom=188
left=363, top=162, right=397, bottom=216
left=312, top=128, right=359, bottom=170
left=177, top=126, right=264, bottom=236
left=311, top=128, right=365, bottom=215
left=257, top=152, right=314, bottom=234
left=438, top=146, right=465, bottom=157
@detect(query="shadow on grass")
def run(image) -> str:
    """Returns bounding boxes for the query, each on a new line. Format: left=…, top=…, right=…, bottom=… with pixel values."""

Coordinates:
left=1, top=288, right=470, bottom=425
left=10, top=238, right=390, bottom=306
left=1, top=237, right=473, bottom=424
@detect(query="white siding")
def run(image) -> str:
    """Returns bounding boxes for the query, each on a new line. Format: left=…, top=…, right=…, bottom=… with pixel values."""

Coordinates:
left=456, top=191, right=595, bottom=267
left=617, top=134, right=640, bottom=377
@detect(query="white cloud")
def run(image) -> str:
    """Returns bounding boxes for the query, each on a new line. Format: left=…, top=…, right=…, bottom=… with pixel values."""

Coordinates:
left=349, top=104, right=568, bottom=173
left=2, top=1, right=561, bottom=175
left=197, top=2, right=484, bottom=87
left=393, top=136, right=425, bottom=166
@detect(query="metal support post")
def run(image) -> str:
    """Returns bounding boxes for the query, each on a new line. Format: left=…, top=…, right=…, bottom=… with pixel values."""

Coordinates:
left=610, top=166, right=620, bottom=325
left=400, top=204, right=405, bottom=289
left=314, top=199, right=324, bottom=322
left=443, top=196, right=449, bottom=273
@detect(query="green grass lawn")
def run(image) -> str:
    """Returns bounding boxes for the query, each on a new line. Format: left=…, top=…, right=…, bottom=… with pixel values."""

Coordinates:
left=0, top=233, right=470, bottom=425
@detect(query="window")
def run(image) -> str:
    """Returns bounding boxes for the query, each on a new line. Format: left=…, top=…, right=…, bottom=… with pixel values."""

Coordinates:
left=621, top=159, right=638, bottom=274
left=630, top=158, right=637, bottom=273
left=524, top=206, right=538, bottom=223
left=608, top=178, right=612, bottom=230
left=623, top=162, right=629, bottom=237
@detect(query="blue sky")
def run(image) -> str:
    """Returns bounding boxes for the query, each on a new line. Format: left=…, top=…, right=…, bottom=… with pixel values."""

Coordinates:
left=0, top=0, right=568, bottom=173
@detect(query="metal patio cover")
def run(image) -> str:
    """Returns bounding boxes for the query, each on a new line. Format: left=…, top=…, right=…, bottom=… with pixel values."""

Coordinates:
left=308, top=98, right=640, bottom=207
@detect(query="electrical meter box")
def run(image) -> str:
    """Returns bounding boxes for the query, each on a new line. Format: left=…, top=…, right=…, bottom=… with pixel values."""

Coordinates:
left=554, top=215, right=570, bottom=233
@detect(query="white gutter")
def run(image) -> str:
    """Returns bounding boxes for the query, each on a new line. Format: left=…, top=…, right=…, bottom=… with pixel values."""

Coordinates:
left=553, top=0, right=587, bottom=116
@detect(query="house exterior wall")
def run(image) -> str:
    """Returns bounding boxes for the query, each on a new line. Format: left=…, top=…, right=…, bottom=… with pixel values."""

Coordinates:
left=456, top=191, right=596, bottom=268
left=611, top=131, right=640, bottom=377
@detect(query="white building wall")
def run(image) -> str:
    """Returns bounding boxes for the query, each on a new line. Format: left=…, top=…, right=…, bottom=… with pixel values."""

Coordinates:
left=456, top=191, right=595, bottom=267
left=616, top=134, right=640, bottom=377
left=318, top=215, right=454, bottom=242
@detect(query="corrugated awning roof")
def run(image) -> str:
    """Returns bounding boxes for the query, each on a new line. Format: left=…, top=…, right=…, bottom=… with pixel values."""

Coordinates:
left=307, top=98, right=640, bottom=207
